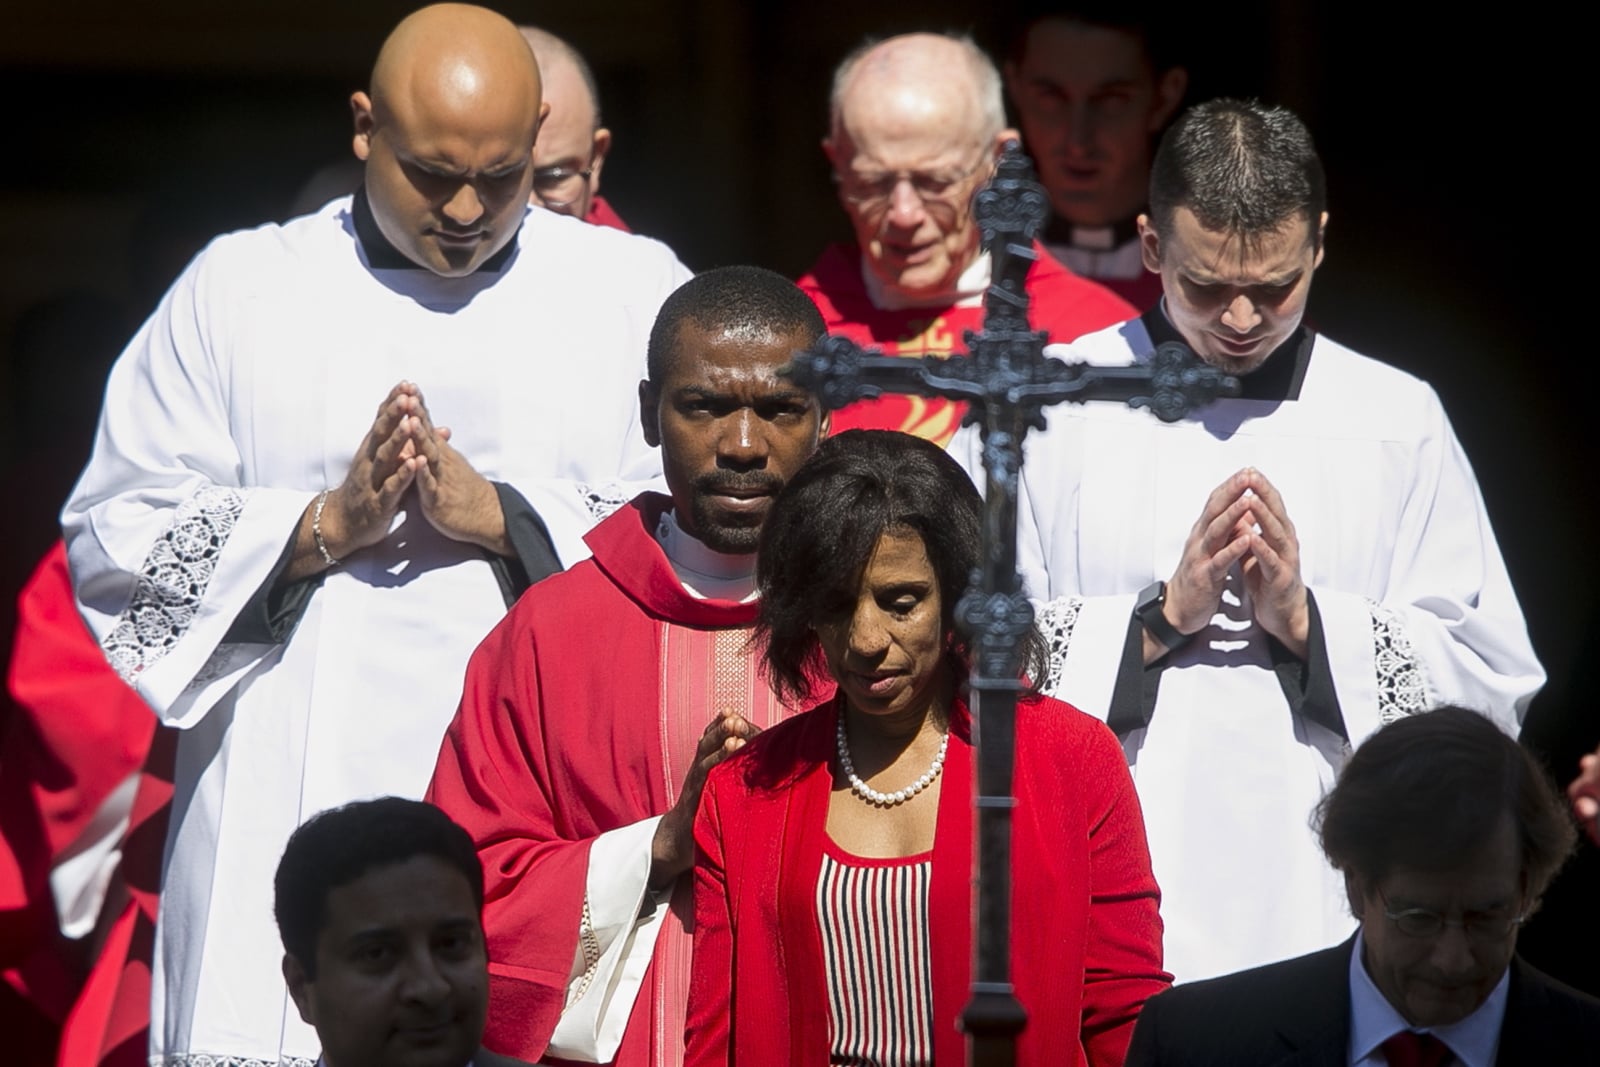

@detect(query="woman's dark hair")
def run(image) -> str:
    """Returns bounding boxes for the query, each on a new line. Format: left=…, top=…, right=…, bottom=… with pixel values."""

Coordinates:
left=756, top=429, right=1046, bottom=704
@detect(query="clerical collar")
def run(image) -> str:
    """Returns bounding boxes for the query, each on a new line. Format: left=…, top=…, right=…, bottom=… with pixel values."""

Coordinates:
left=351, top=186, right=518, bottom=273
left=1140, top=301, right=1315, bottom=402
left=1043, top=212, right=1141, bottom=253
left=861, top=250, right=991, bottom=310
left=655, top=509, right=758, bottom=602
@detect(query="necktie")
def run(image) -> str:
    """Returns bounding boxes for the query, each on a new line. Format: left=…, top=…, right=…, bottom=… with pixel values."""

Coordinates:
left=1381, top=1029, right=1451, bottom=1067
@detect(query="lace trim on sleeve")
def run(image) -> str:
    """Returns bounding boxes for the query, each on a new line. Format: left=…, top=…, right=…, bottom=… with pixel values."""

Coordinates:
left=1037, top=596, right=1084, bottom=694
left=1369, top=599, right=1429, bottom=722
left=102, top=485, right=246, bottom=683
left=577, top=482, right=633, bottom=523
left=569, top=892, right=604, bottom=1003
left=153, top=1054, right=317, bottom=1066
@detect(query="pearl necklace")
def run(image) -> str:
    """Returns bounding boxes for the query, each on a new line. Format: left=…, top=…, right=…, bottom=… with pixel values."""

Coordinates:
left=835, top=713, right=949, bottom=807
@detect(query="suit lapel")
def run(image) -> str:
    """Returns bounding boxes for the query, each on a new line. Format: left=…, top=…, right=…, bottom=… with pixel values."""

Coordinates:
left=1494, top=955, right=1551, bottom=1066
left=1267, top=939, right=1357, bottom=1067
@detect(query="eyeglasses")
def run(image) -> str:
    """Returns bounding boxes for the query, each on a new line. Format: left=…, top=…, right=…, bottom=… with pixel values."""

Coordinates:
left=531, top=162, right=594, bottom=211
left=1379, top=890, right=1527, bottom=943
left=833, top=152, right=992, bottom=213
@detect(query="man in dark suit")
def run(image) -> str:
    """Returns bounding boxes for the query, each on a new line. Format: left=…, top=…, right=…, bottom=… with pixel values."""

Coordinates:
left=1128, top=706, right=1600, bottom=1065
left=274, top=797, right=530, bottom=1067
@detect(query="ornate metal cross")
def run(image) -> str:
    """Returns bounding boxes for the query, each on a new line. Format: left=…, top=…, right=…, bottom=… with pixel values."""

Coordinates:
left=785, top=141, right=1238, bottom=1066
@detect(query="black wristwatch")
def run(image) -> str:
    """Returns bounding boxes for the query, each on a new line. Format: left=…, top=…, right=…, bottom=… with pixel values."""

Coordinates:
left=1134, top=580, right=1194, bottom=654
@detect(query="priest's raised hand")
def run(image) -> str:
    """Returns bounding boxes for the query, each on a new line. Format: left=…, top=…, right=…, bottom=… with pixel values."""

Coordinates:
left=650, top=710, right=760, bottom=889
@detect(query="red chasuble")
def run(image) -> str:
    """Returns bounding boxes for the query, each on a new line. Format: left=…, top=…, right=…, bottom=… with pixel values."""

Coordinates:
left=428, top=494, right=796, bottom=1067
left=1, top=541, right=174, bottom=1067
left=685, top=694, right=1170, bottom=1067
left=796, top=243, right=1136, bottom=444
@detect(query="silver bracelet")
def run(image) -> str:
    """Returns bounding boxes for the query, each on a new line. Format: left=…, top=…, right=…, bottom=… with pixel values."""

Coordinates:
left=312, top=490, right=340, bottom=567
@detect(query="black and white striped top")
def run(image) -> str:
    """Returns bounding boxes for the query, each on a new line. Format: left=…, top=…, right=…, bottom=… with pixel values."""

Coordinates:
left=816, top=847, right=935, bottom=1066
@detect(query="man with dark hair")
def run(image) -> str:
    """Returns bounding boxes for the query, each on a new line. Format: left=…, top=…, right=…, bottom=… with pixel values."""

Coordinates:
left=518, top=25, right=629, bottom=230
left=1005, top=4, right=1188, bottom=308
left=955, top=98, right=1542, bottom=984
left=799, top=31, right=1134, bottom=443
left=60, top=5, right=690, bottom=1062
left=275, top=797, right=530, bottom=1067
left=1126, top=708, right=1600, bottom=1064
left=428, top=266, right=828, bottom=1066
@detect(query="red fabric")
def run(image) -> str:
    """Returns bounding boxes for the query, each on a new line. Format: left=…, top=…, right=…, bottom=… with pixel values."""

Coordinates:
left=1, top=544, right=155, bottom=915
left=685, top=693, right=1170, bottom=1067
left=55, top=728, right=174, bottom=1067
left=428, top=494, right=768, bottom=1065
left=0, top=542, right=172, bottom=1067
left=584, top=196, right=631, bottom=233
left=796, top=243, right=1136, bottom=444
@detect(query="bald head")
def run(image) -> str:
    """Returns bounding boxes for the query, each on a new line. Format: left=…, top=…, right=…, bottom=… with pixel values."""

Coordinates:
left=519, top=26, right=600, bottom=127
left=518, top=24, right=611, bottom=219
left=370, top=5, right=542, bottom=132
left=824, top=33, right=1014, bottom=303
left=353, top=4, right=547, bottom=276
left=830, top=33, right=1005, bottom=147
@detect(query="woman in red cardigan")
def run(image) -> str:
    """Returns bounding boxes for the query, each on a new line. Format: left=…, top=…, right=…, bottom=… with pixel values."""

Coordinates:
left=684, top=430, right=1169, bottom=1066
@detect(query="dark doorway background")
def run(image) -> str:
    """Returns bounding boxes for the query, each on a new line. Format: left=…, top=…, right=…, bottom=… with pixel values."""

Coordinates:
left=3, top=0, right=1593, bottom=991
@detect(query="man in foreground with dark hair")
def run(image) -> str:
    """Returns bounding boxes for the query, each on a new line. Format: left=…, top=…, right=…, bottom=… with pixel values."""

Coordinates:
left=275, top=797, right=528, bottom=1067
left=428, top=266, right=829, bottom=1066
left=1126, top=707, right=1600, bottom=1064
left=955, top=98, right=1542, bottom=984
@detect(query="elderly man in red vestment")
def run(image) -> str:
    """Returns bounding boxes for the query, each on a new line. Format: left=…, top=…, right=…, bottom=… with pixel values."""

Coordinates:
left=798, top=31, right=1134, bottom=444
left=428, top=265, right=830, bottom=1067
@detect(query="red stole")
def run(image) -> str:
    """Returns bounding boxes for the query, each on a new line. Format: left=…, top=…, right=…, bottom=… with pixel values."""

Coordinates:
left=645, top=626, right=788, bottom=1067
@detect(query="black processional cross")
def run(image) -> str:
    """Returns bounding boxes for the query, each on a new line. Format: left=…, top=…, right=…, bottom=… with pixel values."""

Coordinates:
left=784, top=141, right=1239, bottom=1066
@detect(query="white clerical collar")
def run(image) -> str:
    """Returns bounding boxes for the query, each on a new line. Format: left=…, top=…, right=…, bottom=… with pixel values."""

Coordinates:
left=655, top=508, right=759, bottom=602
left=860, top=250, right=991, bottom=310
left=1065, top=223, right=1118, bottom=251
left=1347, top=930, right=1508, bottom=1067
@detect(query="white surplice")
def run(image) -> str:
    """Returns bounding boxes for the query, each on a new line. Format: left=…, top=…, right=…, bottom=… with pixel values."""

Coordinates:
left=61, top=196, right=692, bottom=1066
left=951, top=315, right=1543, bottom=985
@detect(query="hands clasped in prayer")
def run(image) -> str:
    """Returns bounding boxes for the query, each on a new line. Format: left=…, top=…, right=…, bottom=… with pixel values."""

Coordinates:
left=1146, top=467, right=1309, bottom=664
left=290, top=381, right=509, bottom=579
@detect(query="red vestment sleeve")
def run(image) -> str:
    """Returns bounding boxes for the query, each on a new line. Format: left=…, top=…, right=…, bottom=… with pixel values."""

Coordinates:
left=427, top=605, right=594, bottom=1063
left=2, top=541, right=158, bottom=1035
